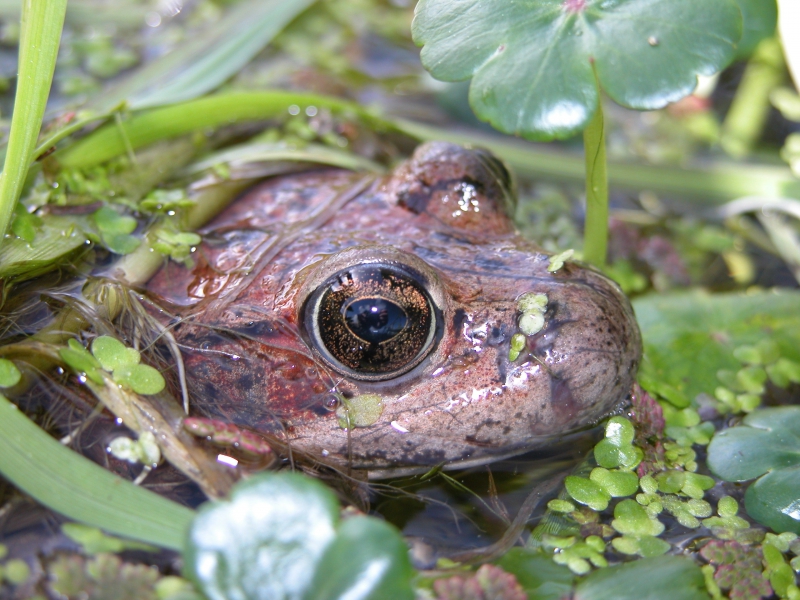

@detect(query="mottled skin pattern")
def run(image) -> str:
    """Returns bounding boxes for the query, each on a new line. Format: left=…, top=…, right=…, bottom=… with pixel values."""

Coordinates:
left=147, top=143, right=641, bottom=477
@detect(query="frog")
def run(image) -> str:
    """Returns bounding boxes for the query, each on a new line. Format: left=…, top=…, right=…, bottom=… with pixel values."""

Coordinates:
left=146, top=142, right=642, bottom=478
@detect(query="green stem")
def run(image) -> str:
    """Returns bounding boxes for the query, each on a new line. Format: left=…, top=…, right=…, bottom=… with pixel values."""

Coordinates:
left=0, top=0, right=66, bottom=241
left=721, top=37, right=785, bottom=158
left=582, top=102, right=609, bottom=267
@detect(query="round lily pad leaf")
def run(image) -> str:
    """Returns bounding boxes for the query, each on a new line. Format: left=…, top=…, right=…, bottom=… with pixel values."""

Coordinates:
left=708, top=406, right=800, bottom=481
left=303, top=516, right=414, bottom=600
left=412, top=0, right=741, bottom=140
left=113, top=364, right=166, bottom=396
left=496, top=548, right=575, bottom=600
left=184, top=473, right=340, bottom=600
left=574, top=556, right=709, bottom=600
left=744, top=466, right=800, bottom=535
left=708, top=406, right=800, bottom=534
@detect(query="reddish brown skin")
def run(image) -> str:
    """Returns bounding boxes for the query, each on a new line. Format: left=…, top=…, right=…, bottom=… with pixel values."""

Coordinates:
left=147, top=143, right=641, bottom=477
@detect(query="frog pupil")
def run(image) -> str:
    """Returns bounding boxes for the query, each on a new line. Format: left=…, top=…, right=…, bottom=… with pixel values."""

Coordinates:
left=344, top=298, right=407, bottom=344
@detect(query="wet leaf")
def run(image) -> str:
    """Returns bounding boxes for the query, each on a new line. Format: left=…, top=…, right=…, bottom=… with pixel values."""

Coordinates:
left=113, top=364, right=166, bottom=396
left=0, top=214, right=91, bottom=281
left=10, top=204, right=41, bottom=242
left=634, top=290, right=800, bottom=406
left=93, top=206, right=141, bottom=255
left=574, top=556, right=710, bottom=600
left=565, top=476, right=611, bottom=511
left=734, top=0, right=778, bottom=59
left=0, top=359, right=21, bottom=388
left=412, top=0, right=741, bottom=140
left=708, top=406, right=800, bottom=534
left=185, top=473, right=340, bottom=600
left=91, top=336, right=140, bottom=372
left=304, top=516, right=414, bottom=600
left=59, top=339, right=105, bottom=385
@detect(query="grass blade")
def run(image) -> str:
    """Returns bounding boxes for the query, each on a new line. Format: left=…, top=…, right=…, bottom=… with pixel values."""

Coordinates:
left=93, top=0, right=316, bottom=112
left=0, top=0, right=66, bottom=241
left=0, top=394, right=194, bottom=550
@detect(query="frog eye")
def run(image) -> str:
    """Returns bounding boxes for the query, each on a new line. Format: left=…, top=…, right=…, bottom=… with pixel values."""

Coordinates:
left=303, top=263, right=439, bottom=381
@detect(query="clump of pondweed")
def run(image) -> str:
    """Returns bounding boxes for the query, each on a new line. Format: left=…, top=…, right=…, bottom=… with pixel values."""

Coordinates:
left=432, top=564, right=526, bottom=600
left=700, top=540, right=772, bottom=600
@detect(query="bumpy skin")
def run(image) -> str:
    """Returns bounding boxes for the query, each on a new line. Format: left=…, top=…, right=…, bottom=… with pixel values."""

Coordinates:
left=147, top=143, right=641, bottom=477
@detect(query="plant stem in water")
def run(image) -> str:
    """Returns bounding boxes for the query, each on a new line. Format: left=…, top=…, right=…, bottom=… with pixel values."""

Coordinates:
left=582, top=101, right=609, bottom=267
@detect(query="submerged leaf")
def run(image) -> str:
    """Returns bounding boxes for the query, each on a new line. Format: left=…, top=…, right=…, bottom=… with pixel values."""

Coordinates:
left=413, top=0, right=741, bottom=139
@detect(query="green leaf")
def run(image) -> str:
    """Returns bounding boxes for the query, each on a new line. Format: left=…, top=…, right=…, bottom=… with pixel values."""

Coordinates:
left=126, top=0, right=317, bottom=110
left=0, top=0, right=67, bottom=242
left=0, top=214, right=91, bottom=281
left=734, top=0, right=778, bottom=59
left=113, top=364, right=166, bottom=396
left=708, top=406, right=800, bottom=534
left=0, top=359, right=21, bottom=388
left=92, top=206, right=137, bottom=235
left=10, top=203, right=41, bottom=243
left=303, top=516, right=414, bottom=600
left=412, top=0, right=741, bottom=140
left=91, top=336, right=140, bottom=372
left=611, top=499, right=665, bottom=537
left=59, top=339, right=104, bottom=385
left=496, top=549, right=574, bottom=600
left=590, top=468, right=639, bottom=497
left=565, top=476, right=611, bottom=511
left=634, top=290, right=800, bottom=405
left=0, top=394, right=194, bottom=550
left=61, top=523, right=156, bottom=555
left=575, top=556, right=710, bottom=600
left=184, top=473, right=340, bottom=600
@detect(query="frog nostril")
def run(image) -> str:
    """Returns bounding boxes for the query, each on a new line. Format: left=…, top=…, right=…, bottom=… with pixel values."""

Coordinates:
left=303, top=263, right=439, bottom=381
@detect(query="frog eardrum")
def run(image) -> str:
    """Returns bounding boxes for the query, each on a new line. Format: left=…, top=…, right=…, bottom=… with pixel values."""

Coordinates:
left=302, top=263, right=440, bottom=381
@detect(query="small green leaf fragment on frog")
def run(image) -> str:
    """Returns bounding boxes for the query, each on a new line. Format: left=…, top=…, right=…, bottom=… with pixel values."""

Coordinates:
left=62, top=523, right=156, bottom=555
left=565, top=475, right=611, bottom=511
left=517, top=292, right=548, bottom=314
left=91, top=335, right=140, bottom=372
left=518, top=312, right=545, bottom=336
left=547, top=249, right=574, bottom=273
left=59, top=339, right=105, bottom=385
left=0, top=359, right=21, bottom=388
left=336, top=393, right=384, bottom=429
left=508, top=332, right=526, bottom=361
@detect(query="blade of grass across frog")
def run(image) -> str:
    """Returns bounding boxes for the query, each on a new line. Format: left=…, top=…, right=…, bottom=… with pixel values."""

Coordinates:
left=55, top=90, right=800, bottom=204
left=0, top=394, right=194, bottom=551
left=183, top=142, right=386, bottom=176
left=0, top=0, right=66, bottom=241
left=55, top=91, right=393, bottom=169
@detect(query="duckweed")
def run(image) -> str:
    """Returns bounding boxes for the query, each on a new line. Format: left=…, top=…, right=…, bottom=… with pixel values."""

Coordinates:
left=0, top=359, right=21, bottom=388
